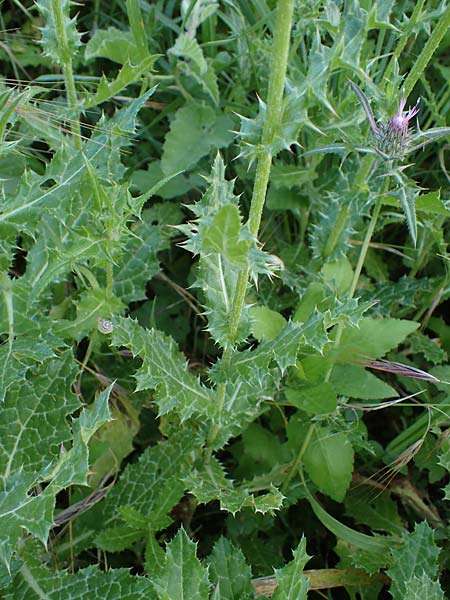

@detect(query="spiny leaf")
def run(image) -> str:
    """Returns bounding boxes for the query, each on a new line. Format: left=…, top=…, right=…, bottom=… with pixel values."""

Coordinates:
left=151, top=528, right=210, bottom=600
left=111, top=316, right=213, bottom=420
left=386, top=522, right=442, bottom=599
left=272, top=536, right=310, bottom=600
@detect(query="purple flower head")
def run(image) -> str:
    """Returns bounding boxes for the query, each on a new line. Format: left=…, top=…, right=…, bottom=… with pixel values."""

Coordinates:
left=377, top=90, right=420, bottom=159
left=350, top=82, right=423, bottom=160
left=390, top=91, right=420, bottom=132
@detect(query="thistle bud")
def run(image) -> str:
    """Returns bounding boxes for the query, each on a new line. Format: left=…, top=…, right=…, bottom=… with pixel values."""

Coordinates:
left=376, top=91, right=420, bottom=159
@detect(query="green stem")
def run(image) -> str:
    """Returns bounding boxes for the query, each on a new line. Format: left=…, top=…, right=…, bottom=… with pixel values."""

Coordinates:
left=51, top=0, right=81, bottom=149
left=383, top=0, right=426, bottom=85
left=282, top=423, right=315, bottom=491
left=325, top=187, right=386, bottom=382
left=206, top=0, right=295, bottom=456
left=403, top=4, right=450, bottom=97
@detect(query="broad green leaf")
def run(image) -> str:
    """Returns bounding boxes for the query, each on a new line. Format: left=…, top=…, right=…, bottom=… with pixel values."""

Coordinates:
left=6, top=564, right=155, bottom=599
left=303, top=426, right=354, bottom=502
left=151, top=528, right=210, bottom=600
left=334, top=317, right=419, bottom=361
left=85, top=27, right=142, bottom=63
left=161, top=104, right=234, bottom=175
left=101, top=433, right=196, bottom=533
left=344, top=488, right=404, bottom=535
left=169, top=33, right=207, bottom=74
left=386, top=522, right=442, bottom=599
left=208, top=537, right=254, bottom=600
left=203, top=204, right=249, bottom=266
left=272, top=536, right=310, bottom=600
left=249, top=306, right=287, bottom=341
left=285, top=381, right=337, bottom=414
left=330, top=364, right=398, bottom=400
left=321, top=256, right=354, bottom=296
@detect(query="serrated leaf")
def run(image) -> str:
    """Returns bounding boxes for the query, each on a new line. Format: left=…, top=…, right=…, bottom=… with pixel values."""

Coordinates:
left=95, top=525, right=144, bottom=552
left=272, top=536, right=310, bottom=600
left=303, top=426, right=354, bottom=502
left=0, top=381, right=113, bottom=568
left=386, top=522, right=442, bottom=599
left=37, top=0, right=82, bottom=64
left=208, top=537, right=254, bottom=600
left=185, top=457, right=284, bottom=515
left=86, top=57, right=158, bottom=108
left=100, top=433, right=198, bottom=536
left=161, top=103, right=234, bottom=175
left=151, top=528, right=210, bottom=600
left=111, top=316, right=213, bottom=420
left=402, top=574, right=444, bottom=600
left=6, top=564, right=155, bottom=599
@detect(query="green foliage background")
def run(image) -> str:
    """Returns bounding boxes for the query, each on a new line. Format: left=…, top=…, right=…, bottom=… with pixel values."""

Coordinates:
left=0, top=0, right=449, bottom=598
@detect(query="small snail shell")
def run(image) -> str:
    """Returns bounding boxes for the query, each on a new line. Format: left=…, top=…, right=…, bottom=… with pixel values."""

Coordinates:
left=97, top=318, right=114, bottom=334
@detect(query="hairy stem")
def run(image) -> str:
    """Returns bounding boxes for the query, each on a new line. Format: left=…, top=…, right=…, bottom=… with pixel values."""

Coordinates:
left=403, top=4, right=450, bottom=97
left=206, top=0, right=295, bottom=455
left=51, top=0, right=81, bottom=149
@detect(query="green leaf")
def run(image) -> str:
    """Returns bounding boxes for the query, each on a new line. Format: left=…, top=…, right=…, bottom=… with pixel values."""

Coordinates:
left=86, top=57, right=158, bottom=108
left=161, top=104, right=234, bottom=175
left=396, top=186, right=418, bottom=247
left=335, top=317, right=419, bottom=361
left=7, top=564, right=155, bottom=599
left=37, top=0, right=82, bottom=64
left=386, top=522, right=442, bottom=600
left=85, top=27, right=142, bottom=63
left=151, top=528, right=210, bottom=600
left=402, top=574, right=445, bottom=600
left=307, top=492, right=394, bottom=559
left=249, top=306, right=287, bottom=341
left=95, top=525, right=144, bottom=553
left=203, top=204, right=249, bottom=266
left=303, top=426, right=354, bottom=502
left=285, top=382, right=337, bottom=414
left=169, top=33, right=207, bottom=74
left=126, top=0, right=150, bottom=61
left=185, top=457, right=284, bottom=515
left=208, top=537, right=254, bottom=600
left=0, top=380, right=113, bottom=568
left=321, top=256, right=354, bottom=296
left=91, top=433, right=198, bottom=555
left=330, top=364, right=398, bottom=400
left=272, top=536, right=310, bottom=600
left=111, top=316, right=213, bottom=420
